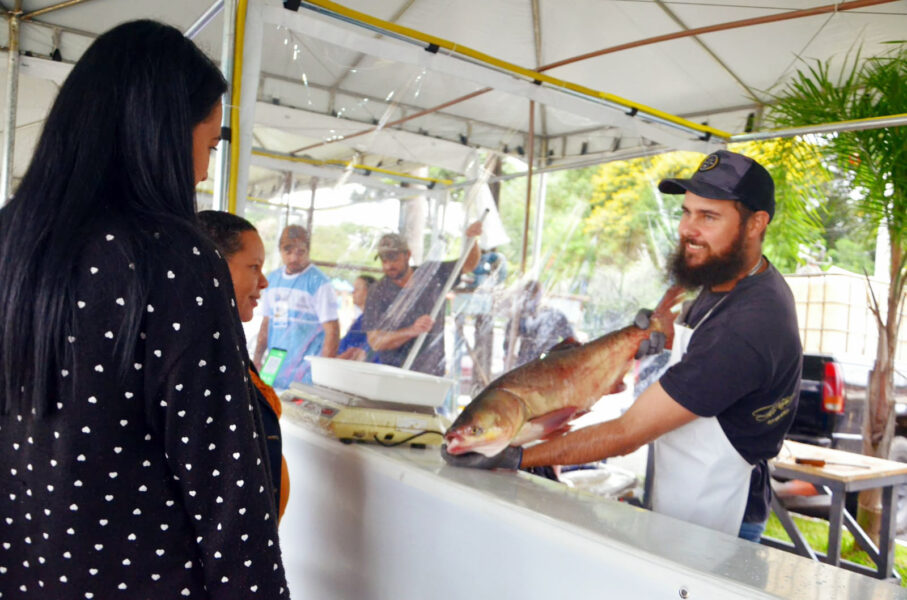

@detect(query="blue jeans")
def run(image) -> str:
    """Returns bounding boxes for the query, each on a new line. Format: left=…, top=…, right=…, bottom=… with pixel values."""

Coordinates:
left=738, top=520, right=766, bottom=542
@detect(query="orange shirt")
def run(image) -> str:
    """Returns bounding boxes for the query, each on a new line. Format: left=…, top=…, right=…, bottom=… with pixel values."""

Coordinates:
left=250, top=368, right=290, bottom=521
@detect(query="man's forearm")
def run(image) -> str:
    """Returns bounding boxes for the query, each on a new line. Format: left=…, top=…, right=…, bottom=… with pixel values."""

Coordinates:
left=253, top=317, right=270, bottom=368
left=521, top=418, right=638, bottom=468
left=321, top=320, right=340, bottom=357
left=367, top=327, right=418, bottom=351
left=521, top=382, right=697, bottom=468
left=462, top=238, right=481, bottom=273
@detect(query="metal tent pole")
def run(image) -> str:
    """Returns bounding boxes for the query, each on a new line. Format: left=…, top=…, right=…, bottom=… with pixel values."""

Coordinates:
left=401, top=210, right=488, bottom=371
left=212, top=0, right=236, bottom=211
left=228, top=0, right=263, bottom=216
left=185, top=0, right=225, bottom=40
left=730, top=114, right=907, bottom=142
left=306, top=177, right=317, bottom=239
left=20, top=0, right=94, bottom=20
left=520, top=101, right=536, bottom=275
left=533, top=171, right=548, bottom=271
left=1, top=1, right=22, bottom=204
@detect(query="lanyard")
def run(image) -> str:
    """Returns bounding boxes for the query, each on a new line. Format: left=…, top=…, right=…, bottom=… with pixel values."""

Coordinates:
left=681, top=255, right=764, bottom=330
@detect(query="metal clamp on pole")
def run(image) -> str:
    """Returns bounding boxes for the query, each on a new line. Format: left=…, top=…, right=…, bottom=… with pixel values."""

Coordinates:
left=401, top=208, right=489, bottom=371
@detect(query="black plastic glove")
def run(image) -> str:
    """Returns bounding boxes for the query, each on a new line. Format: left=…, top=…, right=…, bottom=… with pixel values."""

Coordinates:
left=441, top=445, right=523, bottom=470
left=634, top=308, right=653, bottom=329
left=633, top=308, right=667, bottom=359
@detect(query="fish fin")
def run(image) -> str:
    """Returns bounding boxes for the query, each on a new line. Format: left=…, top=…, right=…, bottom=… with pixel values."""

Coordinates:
left=542, top=337, right=582, bottom=356
left=540, top=424, right=573, bottom=440
left=510, top=406, right=580, bottom=446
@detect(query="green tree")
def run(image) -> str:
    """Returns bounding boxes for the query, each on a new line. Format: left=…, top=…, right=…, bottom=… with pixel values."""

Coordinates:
left=729, top=139, right=826, bottom=272
left=584, top=140, right=825, bottom=275
left=533, top=166, right=599, bottom=288
left=819, top=175, right=877, bottom=273
left=768, top=43, right=907, bottom=538
left=490, top=141, right=829, bottom=332
left=830, top=238, right=875, bottom=274
left=586, top=151, right=700, bottom=270
left=492, top=139, right=830, bottom=332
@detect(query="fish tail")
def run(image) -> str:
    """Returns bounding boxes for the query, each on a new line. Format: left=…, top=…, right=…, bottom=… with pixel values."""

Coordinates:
left=648, top=284, right=686, bottom=334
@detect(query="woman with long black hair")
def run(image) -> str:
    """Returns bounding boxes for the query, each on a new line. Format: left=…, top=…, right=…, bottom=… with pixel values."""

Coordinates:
left=0, top=21, right=289, bottom=597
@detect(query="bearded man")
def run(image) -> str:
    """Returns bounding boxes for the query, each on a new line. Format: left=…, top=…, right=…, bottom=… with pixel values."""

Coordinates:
left=364, top=221, right=483, bottom=376
left=444, top=150, right=802, bottom=542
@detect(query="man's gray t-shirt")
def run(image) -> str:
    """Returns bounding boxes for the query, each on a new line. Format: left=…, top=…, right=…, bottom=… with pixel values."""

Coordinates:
left=362, top=261, right=456, bottom=376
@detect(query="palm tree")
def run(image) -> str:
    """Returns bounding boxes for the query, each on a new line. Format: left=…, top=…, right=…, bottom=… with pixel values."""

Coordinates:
left=768, top=43, right=907, bottom=540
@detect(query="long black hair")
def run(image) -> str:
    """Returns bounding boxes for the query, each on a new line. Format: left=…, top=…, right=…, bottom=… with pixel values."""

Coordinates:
left=0, top=20, right=227, bottom=415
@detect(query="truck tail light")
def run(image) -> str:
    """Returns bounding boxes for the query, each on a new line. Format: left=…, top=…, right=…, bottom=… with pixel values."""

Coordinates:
left=822, top=361, right=845, bottom=413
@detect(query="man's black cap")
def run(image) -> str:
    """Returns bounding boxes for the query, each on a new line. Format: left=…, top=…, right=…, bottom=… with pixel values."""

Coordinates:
left=658, top=150, right=775, bottom=221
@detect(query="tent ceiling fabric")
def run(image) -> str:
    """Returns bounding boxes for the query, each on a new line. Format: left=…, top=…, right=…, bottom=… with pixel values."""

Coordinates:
left=0, top=0, right=905, bottom=191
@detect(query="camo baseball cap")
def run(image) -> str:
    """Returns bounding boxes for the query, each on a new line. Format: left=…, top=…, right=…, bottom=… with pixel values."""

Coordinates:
left=375, top=233, right=409, bottom=258
left=658, top=150, right=775, bottom=221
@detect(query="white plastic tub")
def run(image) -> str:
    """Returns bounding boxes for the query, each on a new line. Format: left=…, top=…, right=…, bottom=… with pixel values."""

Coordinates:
left=305, top=356, right=454, bottom=408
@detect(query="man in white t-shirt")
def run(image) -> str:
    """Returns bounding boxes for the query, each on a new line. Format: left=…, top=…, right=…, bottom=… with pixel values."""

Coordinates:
left=254, top=225, right=339, bottom=389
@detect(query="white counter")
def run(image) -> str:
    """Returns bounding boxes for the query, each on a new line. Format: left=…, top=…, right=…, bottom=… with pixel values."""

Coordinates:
left=278, top=403, right=907, bottom=599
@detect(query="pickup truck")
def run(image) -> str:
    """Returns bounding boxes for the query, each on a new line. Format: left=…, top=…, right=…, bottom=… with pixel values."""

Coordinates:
left=783, top=353, right=907, bottom=530
left=786, top=354, right=861, bottom=453
left=787, top=353, right=907, bottom=454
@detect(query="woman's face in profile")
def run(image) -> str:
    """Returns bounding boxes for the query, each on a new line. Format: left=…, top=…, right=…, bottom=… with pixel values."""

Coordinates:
left=227, top=230, right=268, bottom=322
left=352, top=277, right=369, bottom=309
left=192, top=103, right=223, bottom=184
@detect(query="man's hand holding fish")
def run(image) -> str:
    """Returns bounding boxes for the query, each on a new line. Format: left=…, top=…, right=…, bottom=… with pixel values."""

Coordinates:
left=440, top=445, right=522, bottom=470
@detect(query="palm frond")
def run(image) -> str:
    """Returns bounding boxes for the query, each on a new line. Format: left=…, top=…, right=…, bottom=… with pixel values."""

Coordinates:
left=768, top=43, right=907, bottom=247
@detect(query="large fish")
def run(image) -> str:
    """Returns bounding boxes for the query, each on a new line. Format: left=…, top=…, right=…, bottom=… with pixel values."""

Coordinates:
left=444, top=286, right=684, bottom=457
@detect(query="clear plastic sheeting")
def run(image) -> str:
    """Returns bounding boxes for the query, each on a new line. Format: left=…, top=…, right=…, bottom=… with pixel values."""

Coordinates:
left=237, top=4, right=708, bottom=429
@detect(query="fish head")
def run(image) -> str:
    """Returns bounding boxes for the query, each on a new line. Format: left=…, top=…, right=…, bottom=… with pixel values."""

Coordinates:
left=443, top=389, right=526, bottom=457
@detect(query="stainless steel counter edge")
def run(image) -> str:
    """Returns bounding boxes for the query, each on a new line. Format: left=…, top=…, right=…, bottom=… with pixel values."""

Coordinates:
left=279, top=402, right=907, bottom=599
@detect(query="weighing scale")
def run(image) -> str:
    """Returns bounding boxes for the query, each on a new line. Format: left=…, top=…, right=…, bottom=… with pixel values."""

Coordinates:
left=280, top=382, right=451, bottom=448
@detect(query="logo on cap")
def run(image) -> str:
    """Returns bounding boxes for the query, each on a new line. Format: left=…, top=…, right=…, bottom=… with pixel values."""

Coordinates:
left=698, top=154, right=719, bottom=172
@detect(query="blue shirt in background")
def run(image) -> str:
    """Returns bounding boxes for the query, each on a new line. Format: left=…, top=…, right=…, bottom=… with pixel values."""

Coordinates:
left=259, top=264, right=338, bottom=389
left=337, top=314, right=380, bottom=363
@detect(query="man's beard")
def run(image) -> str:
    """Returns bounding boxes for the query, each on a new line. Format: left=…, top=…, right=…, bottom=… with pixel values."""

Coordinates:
left=668, top=226, right=748, bottom=290
left=386, top=266, right=408, bottom=282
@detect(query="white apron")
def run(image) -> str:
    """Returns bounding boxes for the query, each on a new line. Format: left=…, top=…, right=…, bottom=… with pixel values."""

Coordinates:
left=651, top=299, right=753, bottom=535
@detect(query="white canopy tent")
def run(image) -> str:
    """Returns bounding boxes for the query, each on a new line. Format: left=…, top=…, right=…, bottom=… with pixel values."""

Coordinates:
left=0, top=0, right=905, bottom=213
left=5, top=7, right=907, bottom=596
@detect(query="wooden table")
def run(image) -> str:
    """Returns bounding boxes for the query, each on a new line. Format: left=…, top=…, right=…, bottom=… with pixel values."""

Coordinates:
left=765, top=440, right=907, bottom=580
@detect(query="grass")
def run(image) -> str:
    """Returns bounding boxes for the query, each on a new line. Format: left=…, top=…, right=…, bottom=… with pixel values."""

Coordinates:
left=765, top=511, right=907, bottom=585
